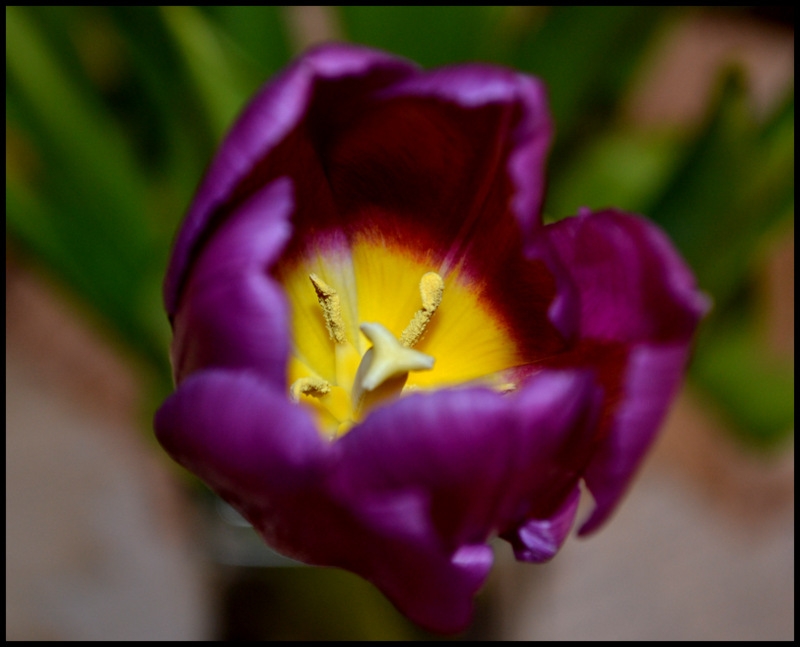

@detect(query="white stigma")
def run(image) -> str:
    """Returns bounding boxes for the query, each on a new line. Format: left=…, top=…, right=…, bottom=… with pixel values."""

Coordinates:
left=357, top=322, right=434, bottom=392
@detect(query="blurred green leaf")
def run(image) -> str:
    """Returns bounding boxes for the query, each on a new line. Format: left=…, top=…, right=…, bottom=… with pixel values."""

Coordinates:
left=691, top=317, right=794, bottom=449
left=202, top=6, right=291, bottom=79
left=6, top=6, right=300, bottom=396
left=339, top=6, right=507, bottom=68
left=648, top=69, right=794, bottom=310
left=6, top=7, right=150, bottom=247
left=644, top=70, right=795, bottom=447
left=6, top=7, right=168, bottom=371
left=107, top=6, right=218, bottom=210
left=160, top=6, right=264, bottom=139
left=545, top=128, right=684, bottom=218
left=511, top=7, right=674, bottom=157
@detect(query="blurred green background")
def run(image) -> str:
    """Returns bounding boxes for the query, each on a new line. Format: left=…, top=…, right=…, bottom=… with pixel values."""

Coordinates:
left=6, top=6, right=794, bottom=640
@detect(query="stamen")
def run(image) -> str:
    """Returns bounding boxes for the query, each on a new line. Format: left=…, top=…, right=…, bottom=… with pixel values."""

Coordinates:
left=290, top=376, right=331, bottom=402
left=358, top=322, right=434, bottom=392
left=400, top=271, right=444, bottom=347
left=309, top=273, right=346, bottom=344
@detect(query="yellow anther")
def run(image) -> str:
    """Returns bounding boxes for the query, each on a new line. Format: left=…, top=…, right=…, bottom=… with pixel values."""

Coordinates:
left=309, top=273, right=346, bottom=344
left=400, top=271, right=444, bottom=347
left=289, top=376, right=332, bottom=402
left=420, top=271, right=444, bottom=311
left=358, top=322, right=434, bottom=392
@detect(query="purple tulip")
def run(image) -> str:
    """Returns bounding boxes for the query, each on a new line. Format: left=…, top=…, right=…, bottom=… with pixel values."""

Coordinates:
left=155, top=43, right=708, bottom=633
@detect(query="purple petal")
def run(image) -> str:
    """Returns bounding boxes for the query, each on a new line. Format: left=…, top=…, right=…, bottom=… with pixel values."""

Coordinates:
left=165, top=43, right=418, bottom=314
left=541, top=210, right=708, bottom=534
left=170, top=179, right=294, bottom=386
left=154, top=368, right=491, bottom=633
left=171, top=42, right=570, bottom=369
left=336, top=370, right=602, bottom=556
left=503, top=485, right=581, bottom=563
left=155, top=369, right=386, bottom=572
left=544, top=209, right=710, bottom=343
left=577, top=343, right=694, bottom=535
left=378, top=63, right=553, bottom=239
left=324, top=488, right=494, bottom=634
left=322, top=370, right=601, bottom=630
left=154, top=369, right=327, bottom=505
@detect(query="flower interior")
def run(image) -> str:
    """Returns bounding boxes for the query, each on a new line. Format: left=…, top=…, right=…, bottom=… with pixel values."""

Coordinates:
left=275, top=232, right=527, bottom=438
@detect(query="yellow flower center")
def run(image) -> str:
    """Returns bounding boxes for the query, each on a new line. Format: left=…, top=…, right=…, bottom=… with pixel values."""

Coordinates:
left=277, top=238, right=525, bottom=439
left=290, top=271, right=441, bottom=437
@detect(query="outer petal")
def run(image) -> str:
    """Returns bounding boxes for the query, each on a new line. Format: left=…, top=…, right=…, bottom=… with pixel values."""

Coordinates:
left=165, top=43, right=418, bottom=315
left=154, top=369, right=329, bottom=528
left=502, top=485, right=581, bottom=563
left=578, top=343, right=694, bottom=535
left=155, top=368, right=424, bottom=578
left=545, top=209, right=709, bottom=343
left=155, top=369, right=601, bottom=633
left=320, top=488, right=494, bottom=635
left=377, top=63, right=553, bottom=240
left=171, top=179, right=294, bottom=386
left=328, top=370, right=602, bottom=629
left=541, top=210, right=709, bottom=534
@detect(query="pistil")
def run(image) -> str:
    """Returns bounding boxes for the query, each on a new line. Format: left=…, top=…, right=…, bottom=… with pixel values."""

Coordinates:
left=351, top=323, right=434, bottom=419
left=357, top=323, right=435, bottom=391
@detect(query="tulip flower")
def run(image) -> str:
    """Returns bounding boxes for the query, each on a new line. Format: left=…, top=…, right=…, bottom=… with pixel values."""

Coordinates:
left=155, top=43, right=707, bottom=633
